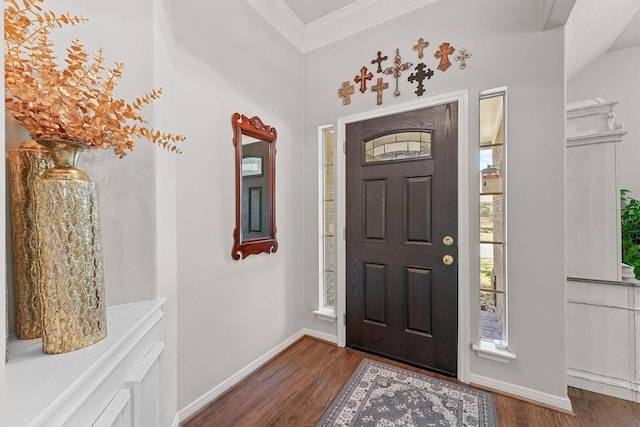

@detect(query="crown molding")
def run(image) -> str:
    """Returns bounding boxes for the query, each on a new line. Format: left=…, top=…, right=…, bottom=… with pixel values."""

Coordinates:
left=246, top=0, right=439, bottom=53
left=540, top=0, right=576, bottom=30
left=246, top=0, right=305, bottom=52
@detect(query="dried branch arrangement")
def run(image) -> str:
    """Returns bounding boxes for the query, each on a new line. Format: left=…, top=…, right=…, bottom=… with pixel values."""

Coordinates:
left=4, top=0, right=185, bottom=158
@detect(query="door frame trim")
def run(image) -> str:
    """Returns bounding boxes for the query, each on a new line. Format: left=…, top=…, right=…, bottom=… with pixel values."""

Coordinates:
left=335, top=90, right=470, bottom=383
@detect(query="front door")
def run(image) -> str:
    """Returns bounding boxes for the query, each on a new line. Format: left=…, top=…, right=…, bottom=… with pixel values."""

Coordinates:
left=346, top=102, right=458, bottom=375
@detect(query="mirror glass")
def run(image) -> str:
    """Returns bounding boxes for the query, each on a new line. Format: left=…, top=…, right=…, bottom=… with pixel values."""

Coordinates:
left=232, top=113, right=278, bottom=259
left=242, top=135, right=270, bottom=239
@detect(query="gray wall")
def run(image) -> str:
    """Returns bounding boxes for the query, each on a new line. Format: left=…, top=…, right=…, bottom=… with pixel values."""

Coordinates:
left=302, top=0, right=569, bottom=400
left=5, top=0, right=158, bottom=332
left=157, top=0, right=306, bottom=409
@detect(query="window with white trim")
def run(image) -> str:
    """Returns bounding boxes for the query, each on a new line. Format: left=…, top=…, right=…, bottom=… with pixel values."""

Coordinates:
left=316, top=126, right=336, bottom=318
left=479, top=91, right=508, bottom=347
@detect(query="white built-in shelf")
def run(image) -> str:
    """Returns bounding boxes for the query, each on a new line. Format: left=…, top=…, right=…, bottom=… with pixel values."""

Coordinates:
left=7, top=298, right=165, bottom=426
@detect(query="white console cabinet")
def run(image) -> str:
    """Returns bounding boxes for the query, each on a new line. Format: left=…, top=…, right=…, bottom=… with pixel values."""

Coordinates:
left=7, top=299, right=165, bottom=426
left=565, top=99, right=639, bottom=403
left=566, top=98, right=627, bottom=281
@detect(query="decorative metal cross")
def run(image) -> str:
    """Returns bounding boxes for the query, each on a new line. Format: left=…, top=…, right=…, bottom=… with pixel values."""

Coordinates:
left=383, top=48, right=413, bottom=97
left=371, top=77, right=389, bottom=105
left=338, top=81, right=354, bottom=105
left=407, top=63, right=434, bottom=97
left=434, top=42, right=456, bottom=72
left=455, top=48, right=472, bottom=70
left=354, top=66, right=374, bottom=93
left=370, top=51, right=388, bottom=73
left=413, top=37, right=429, bottom=59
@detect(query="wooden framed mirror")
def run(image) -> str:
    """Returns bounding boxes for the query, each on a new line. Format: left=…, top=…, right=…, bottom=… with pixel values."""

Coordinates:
left=231, top=113, right=278, bottom=259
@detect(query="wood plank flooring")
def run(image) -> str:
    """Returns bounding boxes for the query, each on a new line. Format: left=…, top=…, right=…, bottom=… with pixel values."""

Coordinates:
left=182, top=336, right=640, bottom=427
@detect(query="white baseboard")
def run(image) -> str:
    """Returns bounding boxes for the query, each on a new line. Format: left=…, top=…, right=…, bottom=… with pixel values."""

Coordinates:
left=469, top=373, right=574, bottom=413
left=568, top=368, right=639, bottom=403
left=303, top=328, right=338, bottom=344
left=176, top=330, right=306, bottom=424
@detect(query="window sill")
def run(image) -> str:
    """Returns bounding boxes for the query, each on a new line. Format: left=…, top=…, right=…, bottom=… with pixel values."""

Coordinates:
left=313, top=308, right=337, bottom=322
left=472, top=340, right=517, bottom=364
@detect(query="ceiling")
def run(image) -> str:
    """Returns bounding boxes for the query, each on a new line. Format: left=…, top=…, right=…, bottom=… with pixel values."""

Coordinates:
left=248, top=0, right=640, bottom=76
left=283, top=0, right=357, bottom=24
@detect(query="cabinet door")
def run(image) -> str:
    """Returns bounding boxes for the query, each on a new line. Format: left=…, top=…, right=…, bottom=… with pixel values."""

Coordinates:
left=126, top=342, right=165, bottom=427
left=93, top=390, right=132, bottom=427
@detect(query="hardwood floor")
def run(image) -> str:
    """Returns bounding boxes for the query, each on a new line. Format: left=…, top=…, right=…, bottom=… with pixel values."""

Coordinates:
left=182, top=336, right=640, bottom=427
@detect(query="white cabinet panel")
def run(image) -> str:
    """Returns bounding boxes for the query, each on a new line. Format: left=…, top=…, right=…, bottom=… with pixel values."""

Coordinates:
left=7, top=299, right=165, bottom=426
left=566, top=99, right=626, bottom=282
left=567, top=279, right=640, bottom=402
left=126, top=342, right=165, bottom=427
left=93, top=390, right=132, bottom=427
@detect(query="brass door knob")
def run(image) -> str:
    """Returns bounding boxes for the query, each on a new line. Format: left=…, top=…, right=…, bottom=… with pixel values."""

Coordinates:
left=443, top=255, right=454, bottom=266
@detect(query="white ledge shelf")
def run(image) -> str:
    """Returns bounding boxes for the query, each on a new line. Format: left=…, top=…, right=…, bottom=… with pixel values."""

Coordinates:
left=7, top=298, right=165, bottom=426
left=472, top=340, right=517, bottom=364
left=312, top=308, right=337, bottom=322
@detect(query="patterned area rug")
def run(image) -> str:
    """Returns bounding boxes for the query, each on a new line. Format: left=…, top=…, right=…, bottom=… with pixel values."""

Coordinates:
left=316, top=359, right=498, bottom=426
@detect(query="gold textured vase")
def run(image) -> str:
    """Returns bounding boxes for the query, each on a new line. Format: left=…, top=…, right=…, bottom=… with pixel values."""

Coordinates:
left=9, top=141, right=53, bottom=339
left=34, top=138, right=107, bottom=354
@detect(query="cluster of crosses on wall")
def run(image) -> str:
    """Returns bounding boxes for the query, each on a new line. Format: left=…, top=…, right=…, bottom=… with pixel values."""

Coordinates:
left=338, top=37, right=472, bottom=106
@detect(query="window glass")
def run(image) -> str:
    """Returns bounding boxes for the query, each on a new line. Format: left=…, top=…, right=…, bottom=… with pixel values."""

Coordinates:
left=479, top=92, right=507, bottom=344
left=322, top=128, right=336, bottom=309
left=364, top=131, right=431, bottom=163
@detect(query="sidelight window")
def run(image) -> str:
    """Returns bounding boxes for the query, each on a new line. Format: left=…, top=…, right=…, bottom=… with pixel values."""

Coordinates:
left=479, top=90, right=508, bottom=347
left=315, top=126, right=337, bottom=320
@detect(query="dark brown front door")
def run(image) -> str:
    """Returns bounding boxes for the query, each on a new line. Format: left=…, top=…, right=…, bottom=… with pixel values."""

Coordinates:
left=346, top=102, right=458, bottom=375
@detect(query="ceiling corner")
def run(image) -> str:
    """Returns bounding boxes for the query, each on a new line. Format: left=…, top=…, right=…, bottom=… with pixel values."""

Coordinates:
left=247, top=0, right=441, bottom=54
left=302, top=0, right=439, bottom=53
left=246, top=0, right=305, bottom=52
left=541, top=0, right=577, bottom=30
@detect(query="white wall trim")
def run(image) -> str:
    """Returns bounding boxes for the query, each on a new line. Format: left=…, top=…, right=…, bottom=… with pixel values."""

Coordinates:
left=312, top=308, right=338, bottom=322
left=566, top=130, right=627, bottom=147
left=246, top=0, right=438, bottom=53
left=335, top=90, right=470, bottom=384
left=301, top=0, right=437, bottom=53
left=317, top=124, right=335, bottom=316
left=568, top=368, right=640, bottom=403
left=567, top=298, right=640, bottom=312
left=304, top=328, right=339, bottom=344
left=176, top=330, right=306, bottom=424
left=540, top=0, right=577, bottom=30
left=469, top=373, right=574, bottom=413
left=245, top=0, right=305, bottom=52
left=472, top=341, right=517, bottom=364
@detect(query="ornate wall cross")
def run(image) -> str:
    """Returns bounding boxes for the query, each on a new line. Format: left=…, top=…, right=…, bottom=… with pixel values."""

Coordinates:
left=354, top=66, right=374, bottom=93
left=370, top=51, right=388, bottom=73
left=455, top=48, right=472, bottom=69
left=371, top=77, right=389, bottom=105
left=434, top=42, right=456, bottom=71
left=413, top=37, right=429, bottom=59
left=338, top=81, right=354, bottom=105
left=383, top=48, right=413, bottom=97
left=407, top=63, right=433, bottom=97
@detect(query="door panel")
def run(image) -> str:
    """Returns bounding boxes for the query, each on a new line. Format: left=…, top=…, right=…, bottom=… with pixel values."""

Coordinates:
left=364, top=263, right=387, bottom=325
left=405, top=176, right=432, bottom=243
left=346, top=102, right=458, bottom=375
left=405, top=266, right=433, bottom=336
left=363, top=179, right=386, bottom=241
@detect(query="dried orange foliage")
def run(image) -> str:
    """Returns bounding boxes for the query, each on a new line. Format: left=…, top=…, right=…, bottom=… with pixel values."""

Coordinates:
left=4, top=0, right=185, bottom=157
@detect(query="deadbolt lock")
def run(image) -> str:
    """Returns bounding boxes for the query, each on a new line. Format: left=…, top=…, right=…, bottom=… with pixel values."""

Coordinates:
left=443, top=236, right=454, bottom=246
left=443, top=255, right=454, bottom=266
